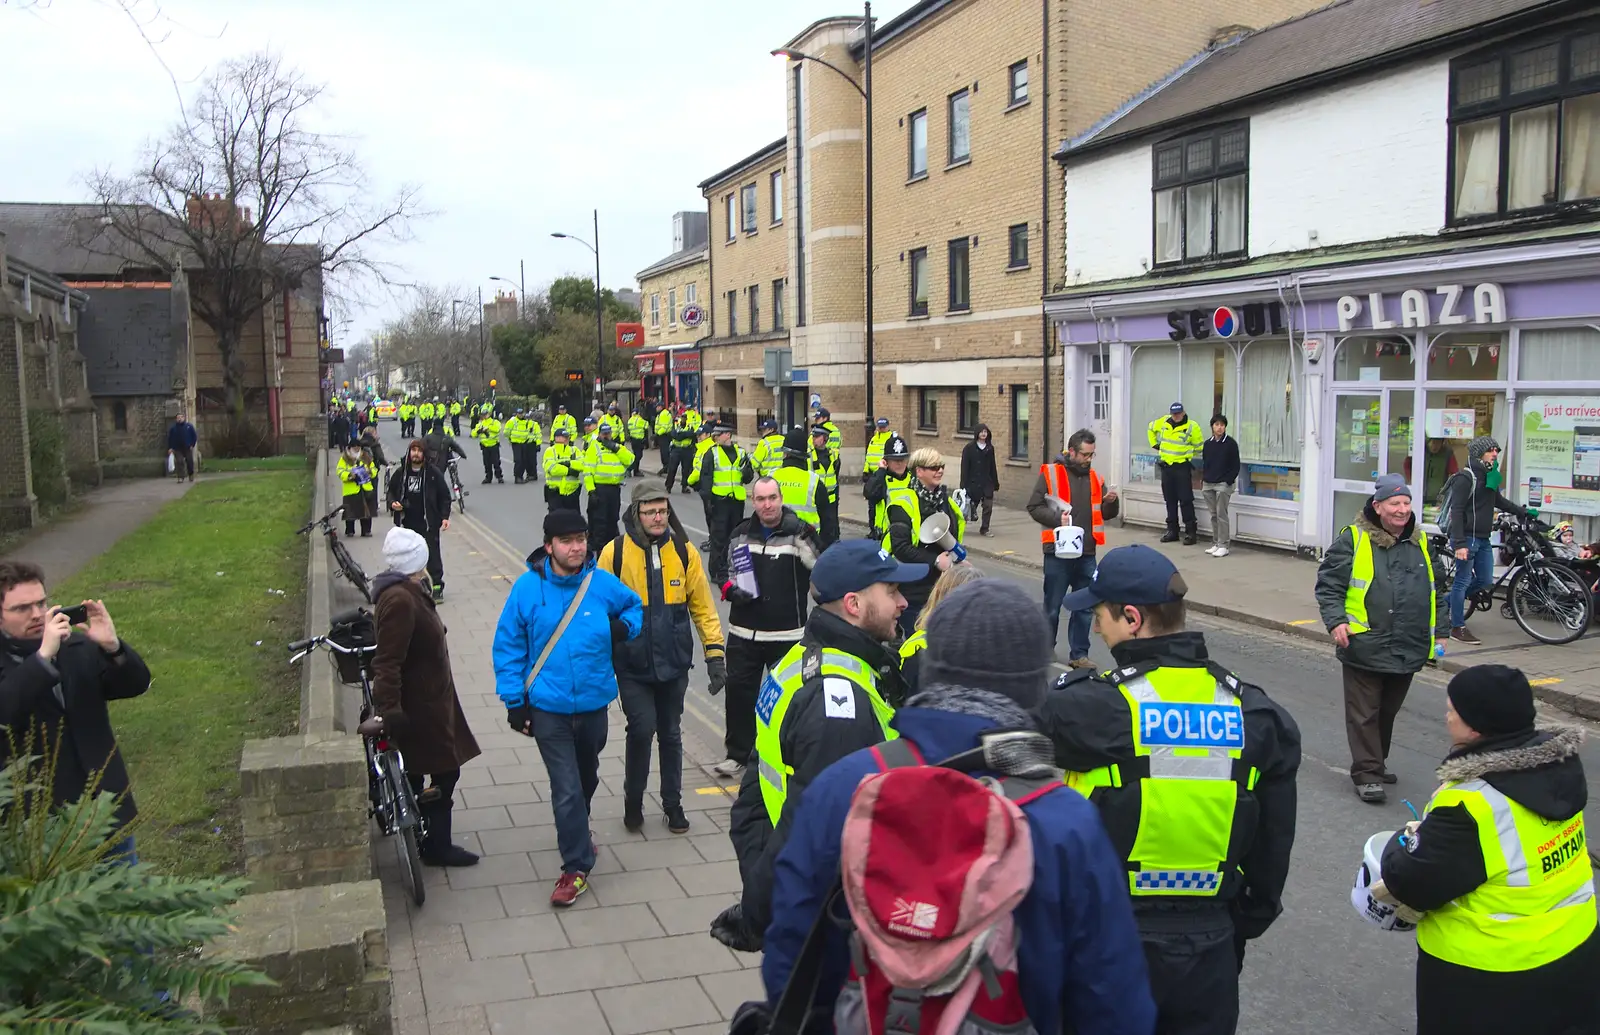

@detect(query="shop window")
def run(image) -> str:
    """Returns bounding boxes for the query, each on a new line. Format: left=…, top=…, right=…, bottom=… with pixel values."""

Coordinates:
left=1235, top=340, right=1302, bottom=500
left=1426, top=332, right=1505, bottom=380
left=1518, top=391, right=1599, bottom=525
left=1152, top=121, right=1248, bottom=266
left=1130, top=344, right=1239, bottom=485
left=918, top=388, right=938, bottom=431
left=1449, top=26, right=1600, bottom=221
left=1010, top=386, right=1030, bottom=459
left=957, top=388, right=980, bottom=433
left=1333, top=335, right=1416, bottom=382
left=1519, top=326, right=1600, bottom=379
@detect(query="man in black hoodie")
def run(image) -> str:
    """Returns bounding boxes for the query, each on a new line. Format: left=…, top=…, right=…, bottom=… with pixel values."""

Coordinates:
left=387, top=439, right=453, bottom=601
left=1445, top=436, right=1533, bottom=644
left=1378, top=665, right=1595, bottom=1035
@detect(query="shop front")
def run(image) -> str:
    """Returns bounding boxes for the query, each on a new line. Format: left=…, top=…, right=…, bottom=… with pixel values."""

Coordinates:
left=1051, top=236, right=1600, bottom=553
left=635, top=347, right=701, bottom=409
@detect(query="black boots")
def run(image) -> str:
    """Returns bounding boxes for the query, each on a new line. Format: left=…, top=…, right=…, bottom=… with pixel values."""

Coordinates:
left=417, top=793, right=479, bottom=867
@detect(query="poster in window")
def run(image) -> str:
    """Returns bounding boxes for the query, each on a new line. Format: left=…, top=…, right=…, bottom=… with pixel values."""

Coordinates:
left=1519, top=395, right=1600, bottom=516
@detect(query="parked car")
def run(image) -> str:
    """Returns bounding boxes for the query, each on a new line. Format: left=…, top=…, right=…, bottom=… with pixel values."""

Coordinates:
left=374, top=400, right=397, bottom=421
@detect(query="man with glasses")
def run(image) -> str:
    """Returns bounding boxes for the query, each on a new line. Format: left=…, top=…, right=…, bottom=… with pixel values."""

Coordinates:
left=0, top=560, right=152, bottom=855
left=1028, top=429, right=1119, bottom=668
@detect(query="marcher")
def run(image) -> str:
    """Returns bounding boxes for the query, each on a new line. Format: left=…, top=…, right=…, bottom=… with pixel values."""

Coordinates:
left=885, top=447, right=965, bottom=635
left=387, top=440, right=451, bottom=601
left=757, top=580, right=1157, bottom=1035
left=542, top=427, right=583, bottom=512
left=897, top=562, right=985, bottom=693
left=750, top=418, right=784, bottom=478
left=337, top=443, right=379, bottom=538
left=863, top=433, right=911, bottom=539
left=583, top=421, right=634, bottom=559
left=1027, top=428, right=1119, bottom=667
left=598, top=481, right=726, bottom=834
left=626, top=407, right=649, bottom=476
left=1148, top=401, right=1203, bottom=544
left=772, top=429, right=821, bottom=531
left=959, top=422, right=1000, bottom=537
left=167, top=412, right=199, bottom=482
left=1446, top=436, right=1533, bottom=644
left=492, top=509, right=643, bottom=905
left=360, top=528, right=481, bottom=866
left=717, top=475, right=821, bottom=779
left=654, top=405, right=675, bottom=475
left=1377, top=665, right=1596, bottom=1035
left=698, top=421, right=755, bottom=584
left=422, top=423, right=468, bottom=475
left=1201, top=415, right=1240, bottom=557
left=358, top=424, right=387, bottom=468
left=0, top=561, right=151, bottom=855
left=1316, top=473, right=1448, bottom=803
left=808, top=423, right=841, bottom=549
left=1041, top=544, right=1301, bottom=1035
left=472, top=410, right=504, bottom=484
left=714, top=539, right=922, bottom=953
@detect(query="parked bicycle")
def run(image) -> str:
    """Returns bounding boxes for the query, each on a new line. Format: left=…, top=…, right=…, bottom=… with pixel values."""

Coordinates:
left=288, top=609, right=426, bottom=906
left=298, top=504, right=372, bottom=603
left=444, top=458, right=468, bottom=515
left=1431, top=513, right=1593, bottom=645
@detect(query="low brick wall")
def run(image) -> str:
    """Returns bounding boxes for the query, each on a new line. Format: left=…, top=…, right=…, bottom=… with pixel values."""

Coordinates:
left=240, top=734, right=371, bottom=891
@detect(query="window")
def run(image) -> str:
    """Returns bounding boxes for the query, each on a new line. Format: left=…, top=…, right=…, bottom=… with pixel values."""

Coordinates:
left=1449, top=27, right=1600, bottom=220
left=772, top=278, right=786, bottom=331
left=957, top=388, right=979, bottom=433
left=1010, top=386, right=1030, bottom=459
left=908, top=247, right=929, bottom=316
left=726, top=289, right=738, bottom=335
left=1008, top=60, right=1029, bottom=106
left=918, top=388, right=938, bottom=431
left=1152, top=121, right=1249, bottom=265
left=948, top=89, right=971, bottom=164
left=771, top=170, right=784, bottom=224
left=1007, top=223, right=1029, bottom=268
left=1521, top=326, right=1600, bottom=378
left=947, top=237, right=970, bottom=311
left=748, top=283, right=759, bottom=332
left=740, top=184, right=758, bottom=233
left=909, top=109, right=928, bottom=178
left=663, top=288, right=674, bottom=327
left=112, top=401, right=128, bottom=431
left=725, top=194, right=736, bottom=241
left=649, top=293, right=660, bottom=327
left=686, top=282, right=697, bottom=305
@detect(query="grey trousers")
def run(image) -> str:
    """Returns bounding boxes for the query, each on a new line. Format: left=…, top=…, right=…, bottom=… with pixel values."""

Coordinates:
left=1201, top=482, right=1233, bottom=546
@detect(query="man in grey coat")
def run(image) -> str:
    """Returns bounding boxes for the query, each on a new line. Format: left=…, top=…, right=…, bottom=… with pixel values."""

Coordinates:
left=1314, top=473, right=1448, bottom=803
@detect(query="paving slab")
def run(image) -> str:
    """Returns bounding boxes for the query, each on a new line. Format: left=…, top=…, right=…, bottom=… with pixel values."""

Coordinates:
left=485, top=991, right=608, bottom=1035
left=595, top=978, right=723, bottom=1035
left=419, top=955, right=535, bottom=1012
left=624, top=934, right=742, bottom=982
left=461, top=915, right=568, bottom=958
left=557, top=902, right=667, bottom=947
left=524, top=943, right=641, bottom=996
left=589, top=867, right=688, bottom=907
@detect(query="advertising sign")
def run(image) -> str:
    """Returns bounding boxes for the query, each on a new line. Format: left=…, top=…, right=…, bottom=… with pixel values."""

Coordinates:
left=680, top=303, right=705, bottom=328
left=1519, top=395, right=1600, bottom=516
left=615, top=322, right=645, bottom=348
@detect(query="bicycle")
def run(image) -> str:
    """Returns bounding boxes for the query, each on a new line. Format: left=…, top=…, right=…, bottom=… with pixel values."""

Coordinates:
left=445, top=458, right=468, bottom=515
left=1433, top=513, right=1593, bottom=645
left=298, top=505, right=372, bottom=604
left=288, top=609, right=427, bottom=906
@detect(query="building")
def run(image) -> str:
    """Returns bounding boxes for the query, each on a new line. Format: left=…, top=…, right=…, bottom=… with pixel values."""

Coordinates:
left=1046, top=0, right=1600, bottom=550
left=482, top=290, right=518, bottom=328
left=634, top=211, right=712, bottom=408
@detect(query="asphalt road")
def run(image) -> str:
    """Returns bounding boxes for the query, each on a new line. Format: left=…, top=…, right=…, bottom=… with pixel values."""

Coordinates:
left=376, top=422, right=1599, bottom=1035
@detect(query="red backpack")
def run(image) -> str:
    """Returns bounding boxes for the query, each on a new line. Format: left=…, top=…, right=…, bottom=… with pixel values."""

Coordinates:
left=831, top=738, right=1063, bottom=1035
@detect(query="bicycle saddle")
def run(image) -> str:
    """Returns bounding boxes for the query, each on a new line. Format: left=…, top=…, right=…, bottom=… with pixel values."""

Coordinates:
left=331, top=607, right=371, bottom=628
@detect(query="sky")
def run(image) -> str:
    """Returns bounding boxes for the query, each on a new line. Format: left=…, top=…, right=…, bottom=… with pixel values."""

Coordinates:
left=3, top=0, right=915, bottom=343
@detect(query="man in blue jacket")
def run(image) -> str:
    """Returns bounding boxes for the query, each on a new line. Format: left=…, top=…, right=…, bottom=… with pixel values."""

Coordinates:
left=492, top=508, right=643, bottom=906
left=167, top=412, right=199, bottom=482
left=760, top=579, right=1155, bottom=1035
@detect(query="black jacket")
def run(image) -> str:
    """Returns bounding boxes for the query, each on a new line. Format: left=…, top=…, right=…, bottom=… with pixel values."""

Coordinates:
left=725, top=508, right=820, bottom=642
left=1380, top=726, right=1595, bottom=1035
left=1446, top=460, right=1525, bottom=546
left=1201, top=435, right=1240, bottom=485
left=887, top=486, right=962, bottom=610
left=0, top=633, right=152, bottom=827
left=387, top=462, right=451, bottom=532
left=1314, top=504, right=1448, bottom=673
left=727, top=607, right=909, bottom=939
left=959, top=431, right=1000, bottom=498
left=698, top=442, right=755, bottom=501
left=422, top=430, right=468, bottom=469
left=1038, top=632, right=1301, bottom=938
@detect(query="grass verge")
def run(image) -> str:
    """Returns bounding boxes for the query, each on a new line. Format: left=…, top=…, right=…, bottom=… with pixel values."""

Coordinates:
left=202, top=455, right=311, bottom=473
left=54, top=470, right=310, bottom=876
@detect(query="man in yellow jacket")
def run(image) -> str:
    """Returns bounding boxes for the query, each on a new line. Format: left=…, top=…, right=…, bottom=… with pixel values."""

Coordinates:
left=598, top=479, right=726, bottom=835
left=1148, top=401, right=1204, bottom=545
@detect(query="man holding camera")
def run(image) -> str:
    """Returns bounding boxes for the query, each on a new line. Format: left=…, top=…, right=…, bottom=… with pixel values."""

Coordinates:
left=0, top=561, right=152, bottom=852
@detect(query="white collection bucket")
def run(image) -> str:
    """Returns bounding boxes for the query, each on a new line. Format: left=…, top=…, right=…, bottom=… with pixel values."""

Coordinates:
left=1350, top=830, right=1416, bottom=932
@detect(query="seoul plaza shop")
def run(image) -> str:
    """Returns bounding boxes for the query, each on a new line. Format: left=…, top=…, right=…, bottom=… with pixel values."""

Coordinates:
left=1051, top=243, right=1600, bottom=553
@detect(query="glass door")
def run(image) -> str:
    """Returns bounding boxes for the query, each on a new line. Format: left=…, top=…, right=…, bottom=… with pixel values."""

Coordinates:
left=1331, top=392, right=1387, bottom=537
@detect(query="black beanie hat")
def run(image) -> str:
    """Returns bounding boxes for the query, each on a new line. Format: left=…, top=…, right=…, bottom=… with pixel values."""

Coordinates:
left=921, top=580, right=1051, bottom=711
left=1447, top=664, right=1536, bottom=737
left=543, top=508, right=589, bottom=541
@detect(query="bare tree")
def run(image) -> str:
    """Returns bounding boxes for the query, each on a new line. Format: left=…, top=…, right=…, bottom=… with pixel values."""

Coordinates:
left=88, top=51, right=420, bottom=424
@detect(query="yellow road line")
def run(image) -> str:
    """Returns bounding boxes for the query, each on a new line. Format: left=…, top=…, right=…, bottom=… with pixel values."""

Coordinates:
left=1287, top=619, right=1320, bottom=626
left=695, top=786, right=735, bottom=797
left=1529, top=677, right=1563, bottom=686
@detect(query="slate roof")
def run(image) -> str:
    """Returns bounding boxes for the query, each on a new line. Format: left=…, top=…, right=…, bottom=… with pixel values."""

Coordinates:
left=0, top=203, right=170, bottom=278
left=1064, top=0, right=1563, bottom=155
left=75, top=284, right=182, bottom=397
left=636, top=245, right=709, bottom=281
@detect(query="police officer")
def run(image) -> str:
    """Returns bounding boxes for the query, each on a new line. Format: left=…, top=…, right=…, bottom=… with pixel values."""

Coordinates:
left=772, top=429, right=820, bottom=531
left=809, top=423, right=840, bottom=549
left=526, top=410, right=544, bottom=482
left=583, top=421, right=633, bottom=555
left=398, top=397, right=417, bottom=437
left=863, top=416, right=892, bottom=482
left=505, top=409, right=532, bottom=484
left=419, top=398, right=437, bottom=435
left=449, top=397, right=464, bottom=436
left=697, top=421, right=755, bottom=585
left=864, top=433, right=912, bottom=538
left=602, top=401, right=626, bottom=442
left=812, top=405, right=842, bottom=457
left=626, top=407, right=649, bottom=476
left=1148, top=401, right=1204, bottom=544
left=654, top=405, right=676, bottom=475
left=750, top=418, right=784, bottom=478
left=1039, top=544, right=1301, bottom=1035
left=714, top=539, right=923, bottom=952
left=1376, top=664, right=1595, bottom=1035
left=542, top=427, right=583, bottom=512
left=551, top=403, right=577, bottom=442
left=664, top=411, right=697, bottom=494
left=471, top=409, right=504, bottom=484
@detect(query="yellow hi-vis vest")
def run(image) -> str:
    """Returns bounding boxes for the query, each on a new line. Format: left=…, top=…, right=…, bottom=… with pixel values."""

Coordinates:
left=1344, top=524, right=1436, bottom=634
left=1065, top=663, right=1258, bottom=896
left=811, top=443, right=839, bottom=501
left=687, top=437, right=714, bottom=487
left=753, top=644, right=898, bottom=826
left=543, top=443, right=582, bottom=495
left=419, top=402, right=435, bottom=420
left=873, top=471, right=914, bottom=536
left=584, top=438, right=631, bottom=485
left=1147, top=416, right=1203, bottom=466
left=529, top=421, right=544, bottom=447
left=882, top=486, right=964, bottom=552
left=753, top=434, right=785, bottom=478
left=552, top=413, right=577, bottom=439
left=628, top=413, right=649, bottom=439
left=775, top=464, right=819, bottom=527
left=898, top=629, right=928, bottom=664
left=1416, top=782, right=1594, bottom=971
left=472, top=418, right=502, bottom=447
left=712, top=444, right=750, bottom=500
left=655, top=409, right=674, bottom=436
left=865, top=431, right=891, bottom=475
left=505, top=418, right=531, bottom=444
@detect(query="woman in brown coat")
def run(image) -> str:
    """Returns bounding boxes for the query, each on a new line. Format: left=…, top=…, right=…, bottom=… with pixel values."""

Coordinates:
left=358, top=527, right=482, bottom=866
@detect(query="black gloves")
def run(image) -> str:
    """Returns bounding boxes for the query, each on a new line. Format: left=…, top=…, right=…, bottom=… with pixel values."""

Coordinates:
left=722, top=581, right=756, bottom=605
left=710, top=902, right=764, bottom=953
left=610, top=617, right=630, bottom=643
left=706, top=655, right=727, bottom=696
left=506, top=704, right=534, bottom=737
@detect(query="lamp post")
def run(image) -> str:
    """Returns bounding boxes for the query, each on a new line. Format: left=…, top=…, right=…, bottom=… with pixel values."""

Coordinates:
left=773, top=1, right=874, bottom=434
left=552, top=210, right=604, bottom=410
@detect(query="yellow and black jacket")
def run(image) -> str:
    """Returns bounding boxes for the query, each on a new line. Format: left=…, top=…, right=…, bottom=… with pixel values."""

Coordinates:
left=597, top=505, right=724, bottom=683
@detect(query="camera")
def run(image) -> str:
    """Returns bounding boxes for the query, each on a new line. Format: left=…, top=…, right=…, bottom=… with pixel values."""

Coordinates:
left=58, top=604, right=89, bottom=625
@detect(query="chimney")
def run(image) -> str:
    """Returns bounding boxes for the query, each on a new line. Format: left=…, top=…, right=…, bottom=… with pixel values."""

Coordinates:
left=185, top=193, right=249, bottom=231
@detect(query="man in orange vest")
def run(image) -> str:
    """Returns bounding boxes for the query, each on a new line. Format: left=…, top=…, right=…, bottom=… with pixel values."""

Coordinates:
left=1025, top=428, right=1119, bottom=668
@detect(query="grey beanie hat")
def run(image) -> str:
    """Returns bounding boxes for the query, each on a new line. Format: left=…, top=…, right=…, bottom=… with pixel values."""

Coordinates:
left=920, top=580, right=1052, bottom=711
left=1468, top=435, right=1501, bottom=463
left=1371, top=472, right=1411, bottom=503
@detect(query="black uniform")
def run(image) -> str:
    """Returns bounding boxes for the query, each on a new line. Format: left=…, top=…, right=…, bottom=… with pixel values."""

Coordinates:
left=664, top=424, right=696, bottom=492
left=1038, top=631, right=1301, bottom=1035
left=698, top=442, right=755, bottom=585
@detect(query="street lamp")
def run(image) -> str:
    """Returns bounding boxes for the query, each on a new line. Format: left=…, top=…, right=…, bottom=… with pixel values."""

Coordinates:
left=774, top=1, right=875, bottom=432
left=552, top=210, right=604, bottom=409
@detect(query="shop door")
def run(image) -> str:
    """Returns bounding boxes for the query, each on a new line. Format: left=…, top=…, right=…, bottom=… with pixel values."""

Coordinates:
left=1330, top=389, right=1415, bottom=539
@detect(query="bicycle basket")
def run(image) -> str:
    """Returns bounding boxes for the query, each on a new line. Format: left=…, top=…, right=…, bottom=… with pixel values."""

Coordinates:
left=328, top=611, right=376, bottom=684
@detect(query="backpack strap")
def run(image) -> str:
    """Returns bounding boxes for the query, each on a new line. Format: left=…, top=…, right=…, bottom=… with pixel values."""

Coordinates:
left=609, top=535, right=624, bottom=578
left=870, top=739, right=926, bottom=771
left=1002, top=776, right=1066, bottom=808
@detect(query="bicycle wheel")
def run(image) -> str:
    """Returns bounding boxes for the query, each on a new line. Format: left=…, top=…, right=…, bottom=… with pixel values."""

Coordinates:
left=1509, top=563, right=1592, bottom=645
left=381, top=752, right=426, bottom=906
left=398, top=823, right=426, bottom=907
left=330, top=538, right=373, bottom=603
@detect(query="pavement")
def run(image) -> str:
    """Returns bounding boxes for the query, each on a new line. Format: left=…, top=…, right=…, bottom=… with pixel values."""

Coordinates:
left=343, top=425, right=1600, bottom=1035
left=0, top=476, right=195, bottom=582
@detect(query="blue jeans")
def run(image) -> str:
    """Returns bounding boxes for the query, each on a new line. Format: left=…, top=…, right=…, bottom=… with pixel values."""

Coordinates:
left=1449, top=536, right=1496, bottom=628
left=1043, top=553, right=1098, bottom=659
left=531, top=707, right=608, bottom=875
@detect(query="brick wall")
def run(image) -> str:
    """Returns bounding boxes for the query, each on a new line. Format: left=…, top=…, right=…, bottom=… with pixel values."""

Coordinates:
left=703, top=149, right=789, bottom=342
left=0, top=315, right=37, bottom=530
left=639, top=256, right=710, bottom=350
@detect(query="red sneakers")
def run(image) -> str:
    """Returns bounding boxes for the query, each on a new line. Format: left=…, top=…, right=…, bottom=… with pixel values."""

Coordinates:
left=550, top=872, right=589, bottom=907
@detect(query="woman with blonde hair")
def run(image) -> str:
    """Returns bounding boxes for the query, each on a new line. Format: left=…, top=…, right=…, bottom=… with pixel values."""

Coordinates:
left=898, top=563, right=986, bottom=694
left=885, top=446, right=967, bottom=633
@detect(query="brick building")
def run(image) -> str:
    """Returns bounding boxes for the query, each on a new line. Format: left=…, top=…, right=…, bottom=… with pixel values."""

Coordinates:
left=482, top=291, right=519, bottom=328
left=634, top=211, right=711, bottom=408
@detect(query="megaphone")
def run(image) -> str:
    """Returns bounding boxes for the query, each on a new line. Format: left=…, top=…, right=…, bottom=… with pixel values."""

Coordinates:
left=919, top=511, right=968, bottom=564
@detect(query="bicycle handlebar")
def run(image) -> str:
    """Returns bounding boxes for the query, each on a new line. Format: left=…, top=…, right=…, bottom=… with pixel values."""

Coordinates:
left=296, top=504, right=347, bottom=535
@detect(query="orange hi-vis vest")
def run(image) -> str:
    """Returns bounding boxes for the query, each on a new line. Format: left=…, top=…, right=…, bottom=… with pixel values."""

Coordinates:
left=1039, top=463, right=1106, bottom=547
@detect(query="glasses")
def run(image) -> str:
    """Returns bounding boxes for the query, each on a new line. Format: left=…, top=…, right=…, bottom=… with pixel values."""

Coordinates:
left=638, top=506, right=671, bottom=519
left=918, top=463, right=945, bottom=471
left=2, top=599, right=49, bottom=617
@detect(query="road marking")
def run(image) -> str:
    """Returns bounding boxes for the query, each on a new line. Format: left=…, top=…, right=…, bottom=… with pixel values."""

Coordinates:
left=1287, top=619, right=1319, bottom=626
left=695, top=786, right=735, bottom=796
left=1530, top=677, right=1563, bottom=686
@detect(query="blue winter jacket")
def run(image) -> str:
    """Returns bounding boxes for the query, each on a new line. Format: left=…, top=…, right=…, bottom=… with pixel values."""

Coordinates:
left=763, top=708, right=1156, bottom=1035
left=167, top=421, right=198, bottom=450
left=492, top=548, right=643, bottom=713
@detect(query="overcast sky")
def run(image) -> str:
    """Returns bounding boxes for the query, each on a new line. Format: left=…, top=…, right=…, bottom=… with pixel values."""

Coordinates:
left=4, top=0, right=912, bottom=341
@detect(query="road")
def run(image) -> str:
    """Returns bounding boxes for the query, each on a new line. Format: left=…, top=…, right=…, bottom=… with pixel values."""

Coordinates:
left=375, top=421, right=1598, bottom=1035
